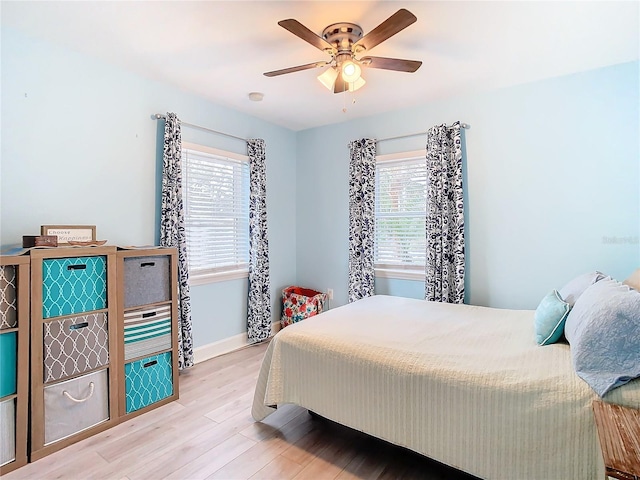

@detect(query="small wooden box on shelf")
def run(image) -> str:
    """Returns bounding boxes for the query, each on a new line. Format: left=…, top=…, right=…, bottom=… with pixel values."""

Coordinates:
left=29, top=246, right=119, bottom=461
left=0, top=255, right=29, bottom=475
left=115, top=247, right=179, bottom=419
left=592, top=400, right=640, bottom=480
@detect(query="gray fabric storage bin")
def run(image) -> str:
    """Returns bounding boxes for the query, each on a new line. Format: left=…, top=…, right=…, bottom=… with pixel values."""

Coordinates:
left=123, top=256, right=170, bottom=308
left=44, top=369, right=109, bottom=445
left=0, top=398, right=15, bottom=466
left=43, top=313, right=109, bottom=383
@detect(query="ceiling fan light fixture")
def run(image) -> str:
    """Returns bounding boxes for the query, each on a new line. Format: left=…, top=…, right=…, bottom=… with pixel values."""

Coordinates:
left=266, top=10, right=421, bottom=96
left=348, top=77, right=366, bottom=92
left=341, top=61, right=361, bottom=82
left=318, top=67, right=338, bottom=90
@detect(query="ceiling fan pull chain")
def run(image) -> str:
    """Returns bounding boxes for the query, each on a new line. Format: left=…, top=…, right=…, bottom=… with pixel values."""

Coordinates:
left=342, top=81, right=349, bottom=113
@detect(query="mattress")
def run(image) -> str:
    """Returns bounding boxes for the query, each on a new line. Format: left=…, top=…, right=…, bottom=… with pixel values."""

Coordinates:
left=252, top=295, right=640, bottom=480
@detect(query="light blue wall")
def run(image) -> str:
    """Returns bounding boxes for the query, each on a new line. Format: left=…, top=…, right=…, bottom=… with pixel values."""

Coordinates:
left=3, top=27, right=638, bottom=349
left=296, top=61, right=640, bottom=310
left=1, top=28, right=297, bottom=347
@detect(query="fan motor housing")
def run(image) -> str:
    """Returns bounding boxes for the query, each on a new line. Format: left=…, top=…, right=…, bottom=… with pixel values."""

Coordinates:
left=322, top=23, right=363, bottom=53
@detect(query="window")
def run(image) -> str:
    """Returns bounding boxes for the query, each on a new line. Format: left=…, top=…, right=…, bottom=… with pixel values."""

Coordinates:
left=181, top=142, right=249, bottom=285
left=375, top=150, right=427, bottom=280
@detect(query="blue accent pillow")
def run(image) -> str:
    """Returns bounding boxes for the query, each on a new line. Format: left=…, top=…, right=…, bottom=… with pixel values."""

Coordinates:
left=564, top=278, right=640, bottom=397
left=558, top=271, right=606, bottom=306
left=534, top=290, right=571, bottom=345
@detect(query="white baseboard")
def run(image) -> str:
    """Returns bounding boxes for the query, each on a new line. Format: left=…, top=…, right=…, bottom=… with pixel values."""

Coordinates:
left=193, top=321, right=282, bottom=364
left=194, top=332, right=247, bottom=364
left=271, top=320, right=282, bottom=336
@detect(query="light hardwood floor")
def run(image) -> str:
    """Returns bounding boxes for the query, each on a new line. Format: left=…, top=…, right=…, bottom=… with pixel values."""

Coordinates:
left=6, top=341, right=478, bottom=480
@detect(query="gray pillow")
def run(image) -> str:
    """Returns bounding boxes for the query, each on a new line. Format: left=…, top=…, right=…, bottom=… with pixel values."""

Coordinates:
left=564, top=278, right=640, bottom=396
left=558, top=271, right=606, bottom=306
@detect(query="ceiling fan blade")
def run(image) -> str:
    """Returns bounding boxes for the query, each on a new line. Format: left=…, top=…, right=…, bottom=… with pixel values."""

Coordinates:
left=264, top=61, right=329, bottom=77
left=333, top=74, right=348, bottom=94
left=353, top=9, right=417, bottom=53
left=278, top=19, right=335, bottom=52
left=360, top=56, right=422, bottom=73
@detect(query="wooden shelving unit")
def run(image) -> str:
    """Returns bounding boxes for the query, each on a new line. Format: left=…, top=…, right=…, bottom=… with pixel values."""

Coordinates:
left=0, top=255, right=30, bottom=475
left=1, top=245, right=180, bottom=470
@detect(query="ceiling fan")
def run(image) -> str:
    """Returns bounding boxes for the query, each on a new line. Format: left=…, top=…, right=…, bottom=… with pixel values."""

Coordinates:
left=264, top=9, right=422, bottom=94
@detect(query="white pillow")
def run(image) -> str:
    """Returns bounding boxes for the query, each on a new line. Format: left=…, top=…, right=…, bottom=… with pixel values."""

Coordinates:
left=558, top=271, right=606, bottom=306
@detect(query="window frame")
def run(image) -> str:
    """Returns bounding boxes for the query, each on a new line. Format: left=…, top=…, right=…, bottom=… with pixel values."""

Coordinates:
left=181, top=142, right=250, bottom=286
left=374, top=149, right=427, bottom=281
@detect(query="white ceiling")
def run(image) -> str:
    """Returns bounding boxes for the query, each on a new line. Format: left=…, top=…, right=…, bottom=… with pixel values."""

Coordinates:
left=2, top=1, right=638, bottom=131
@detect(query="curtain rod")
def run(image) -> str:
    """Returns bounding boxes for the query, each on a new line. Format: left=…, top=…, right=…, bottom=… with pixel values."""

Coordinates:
left=377, top=123, right=470, bottom=144
left=153, top=113, right=247, bottom=142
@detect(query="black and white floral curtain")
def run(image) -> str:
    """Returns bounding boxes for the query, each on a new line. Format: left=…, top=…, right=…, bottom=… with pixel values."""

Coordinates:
left=247, top=139, right=272, bottom=343
left=160, top=112, right=194, bottom=369
left=348, top=138, right=377, bottom=303
left=425, top=121, right=465, bottom=303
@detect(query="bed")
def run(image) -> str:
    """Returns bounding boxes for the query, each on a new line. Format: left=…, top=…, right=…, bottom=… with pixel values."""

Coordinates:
left=252, top=294, right=640, bottom=480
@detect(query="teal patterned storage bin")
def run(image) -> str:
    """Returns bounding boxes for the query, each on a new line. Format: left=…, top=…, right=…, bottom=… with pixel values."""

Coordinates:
left=125, top=352, right=172, bottom=413
left=42, top=256, right=107, bottom=318
left=0, top=332, right=17, bottom=397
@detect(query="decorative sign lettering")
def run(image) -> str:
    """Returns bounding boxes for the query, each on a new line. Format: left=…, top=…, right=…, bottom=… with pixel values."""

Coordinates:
left=41, top=225, right=96, bottom=245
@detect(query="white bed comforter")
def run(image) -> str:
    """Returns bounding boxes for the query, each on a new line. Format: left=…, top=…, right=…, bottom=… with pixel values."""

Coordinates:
left=252, top=295, right=640, bottom=480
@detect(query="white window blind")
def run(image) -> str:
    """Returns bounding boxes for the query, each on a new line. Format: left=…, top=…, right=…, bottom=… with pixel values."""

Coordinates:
left=181, top=144, right=249, bottom=283
left=375, top=152, right=427, bottom=275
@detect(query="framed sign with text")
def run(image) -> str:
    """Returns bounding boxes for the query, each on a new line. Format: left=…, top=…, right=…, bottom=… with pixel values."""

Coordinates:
left=40, top=225, right=96, bottom=245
